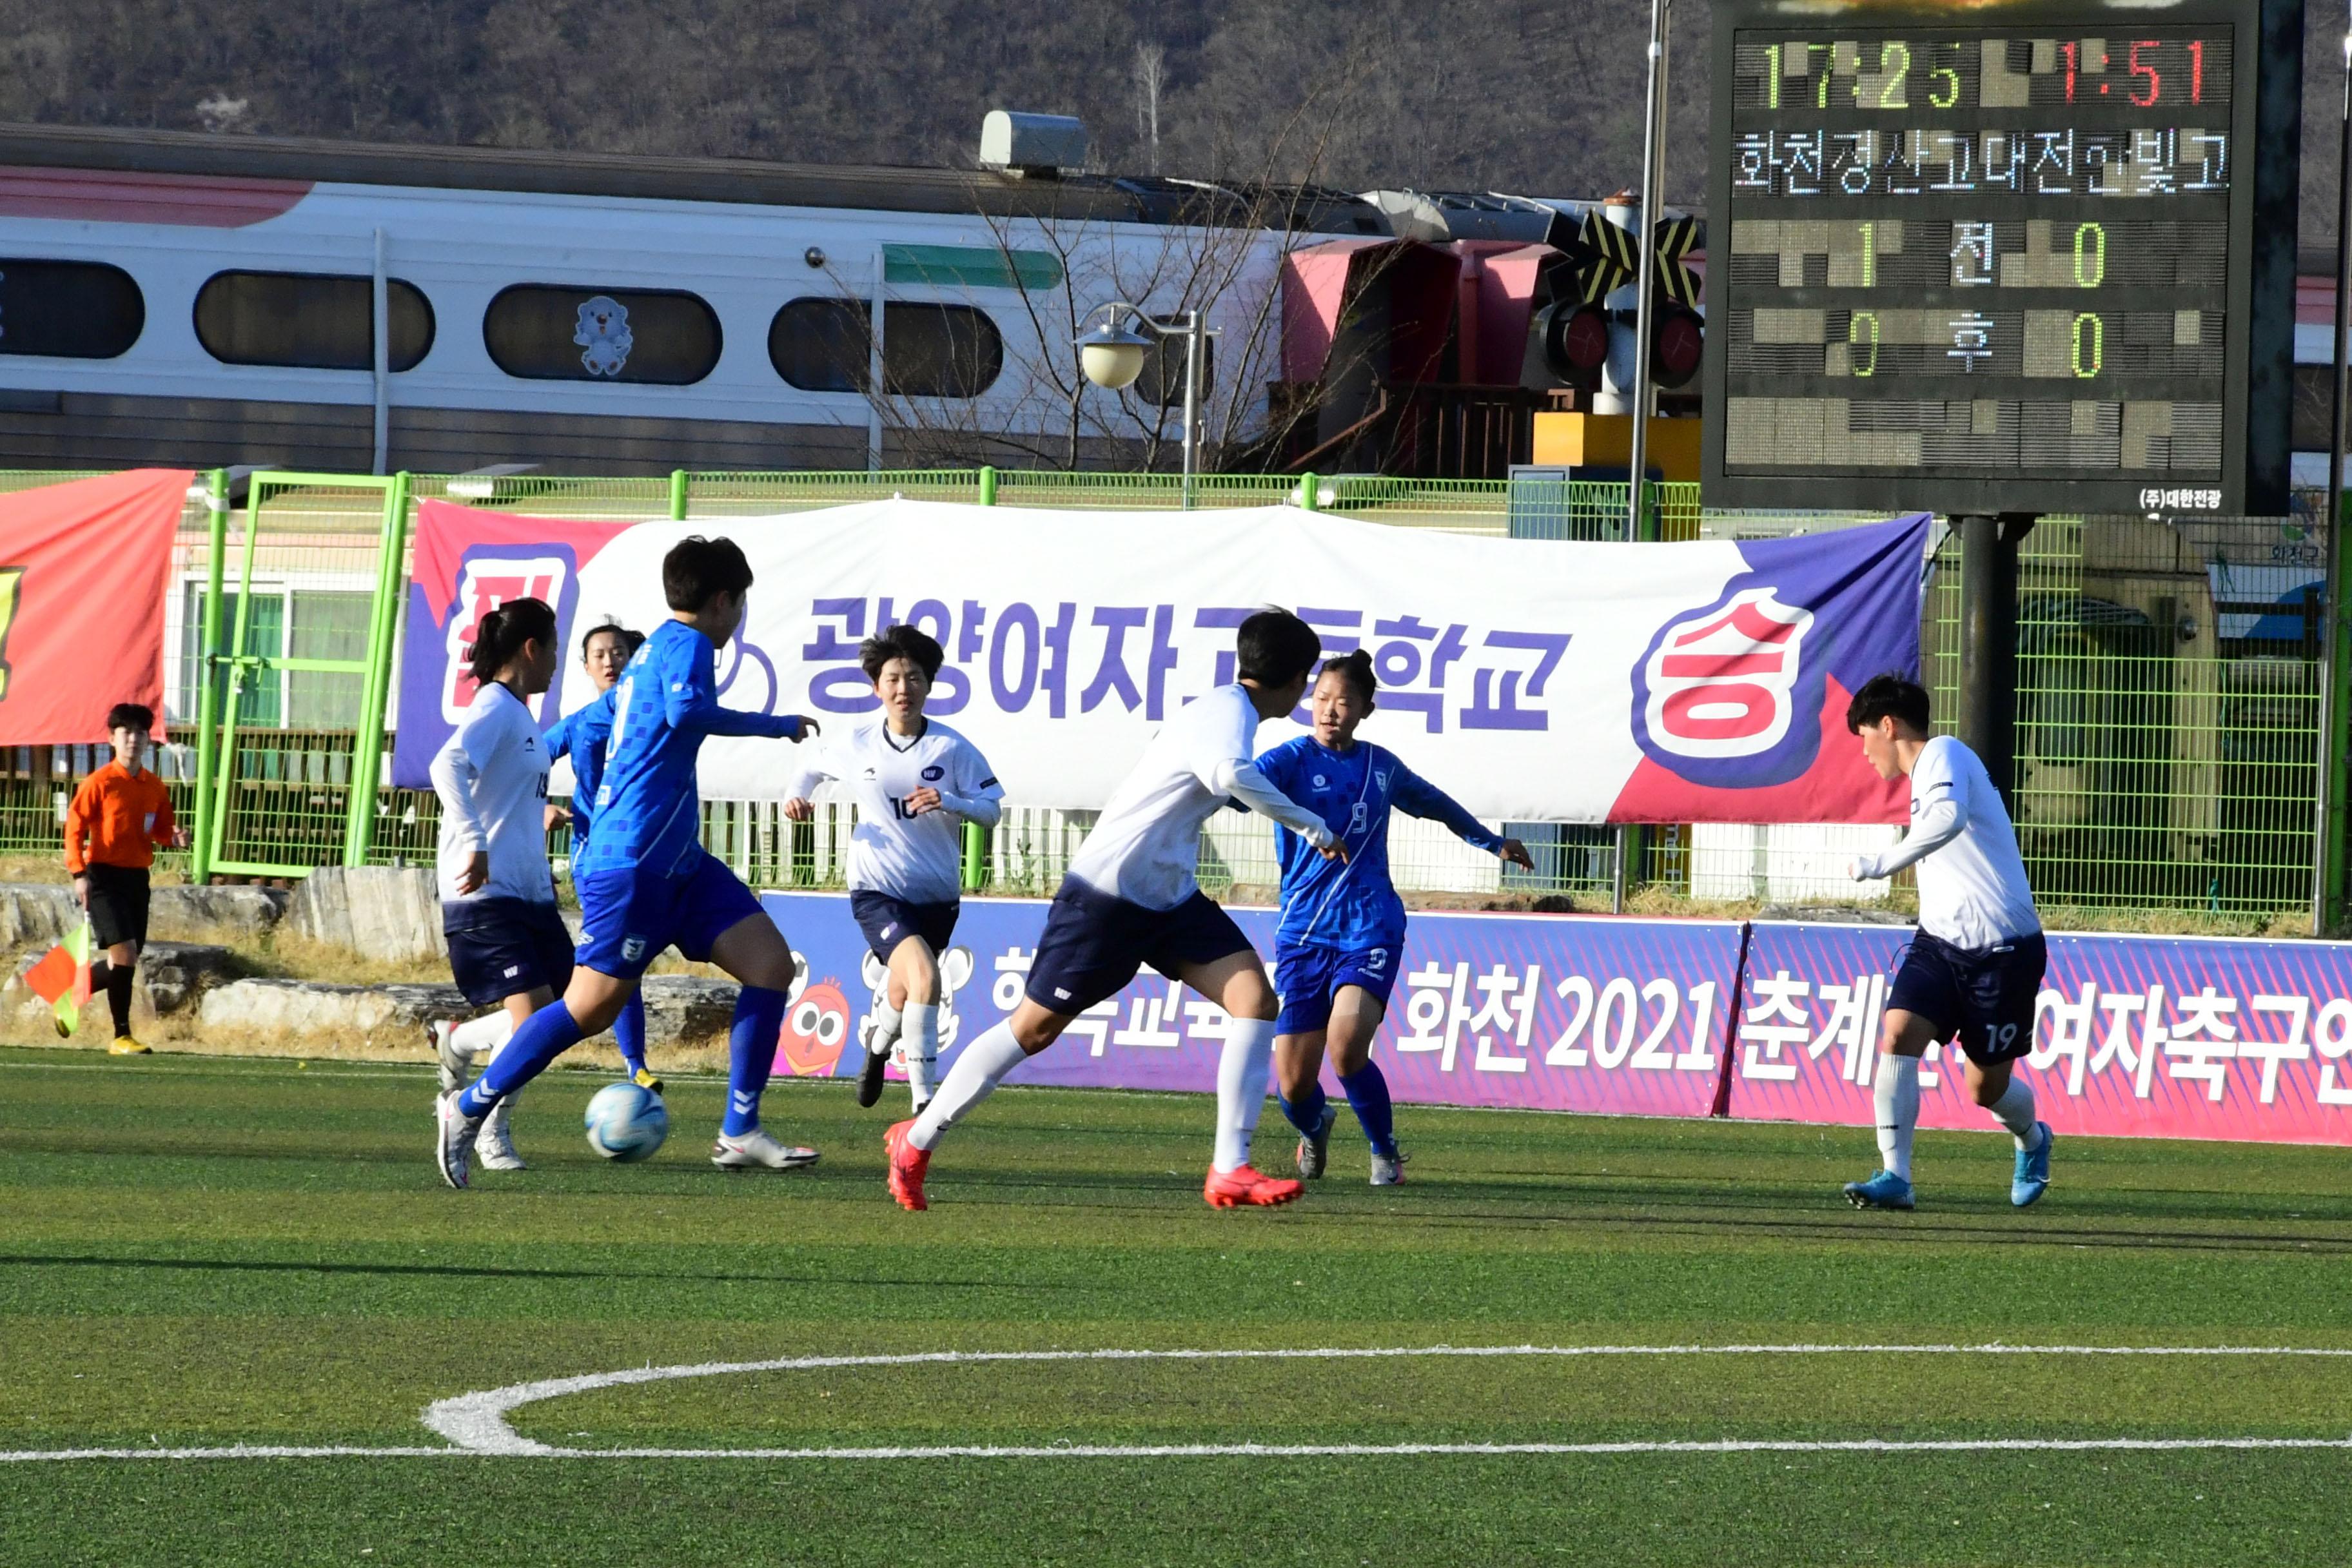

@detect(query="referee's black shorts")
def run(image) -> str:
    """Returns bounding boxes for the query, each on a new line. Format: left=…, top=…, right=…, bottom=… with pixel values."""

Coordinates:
left=83, top=863, right=151, bottom=950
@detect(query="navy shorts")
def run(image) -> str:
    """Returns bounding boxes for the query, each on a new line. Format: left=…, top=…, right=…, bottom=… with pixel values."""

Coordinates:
left=444, top=898, right=576, bottom=1007
left=1888, top=928, right=2048, bottom=1066
left=1275, top=941, right=1401, bottom=1035
left=1024, top=877, right=1255, bottom=1015
left=574, top=849, right=765, bottom=980
left=850, top=890, right=959, bottom=965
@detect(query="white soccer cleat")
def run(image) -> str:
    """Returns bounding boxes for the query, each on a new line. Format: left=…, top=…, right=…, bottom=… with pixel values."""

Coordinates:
left=435, top=1092, right=483, bottom=1190
left=475, top=1095, right=527, bottom=1171
left=711, top=1127, right=821, bottom=1171
left=429, top=1019, right=471, bottom=1093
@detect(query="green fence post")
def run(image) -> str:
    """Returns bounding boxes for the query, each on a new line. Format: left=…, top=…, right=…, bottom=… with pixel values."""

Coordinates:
left=188, top=468, right=229, bottom=886
left=1299, top=471, right=1320, bottom=511
left=669, top=469, right=690, bottom=522
left=342, top=473, right=414, bottom=867
left=962, top=822, right=988, bottom=892
left=977, top=466, right=997, bottom=506
left=206, top=487, right=268, bottom=878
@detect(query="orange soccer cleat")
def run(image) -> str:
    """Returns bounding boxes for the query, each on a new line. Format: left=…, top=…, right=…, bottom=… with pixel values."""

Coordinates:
left=885, top=1119, right=930, bottom=1211
left=1202, top=1164, right=1304, bottom=1209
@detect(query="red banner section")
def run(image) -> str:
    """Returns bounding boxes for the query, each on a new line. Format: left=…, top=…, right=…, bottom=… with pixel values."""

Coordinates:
left=0, top=469, right=190, bottom=743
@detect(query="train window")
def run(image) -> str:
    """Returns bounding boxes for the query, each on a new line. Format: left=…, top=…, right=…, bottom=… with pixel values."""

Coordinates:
left=769, top=298, right=1003, bottom=398
left=768, top=299, right=866, bottom=393
left=483, top=286, right=720, bottom=384
left=0, top=260, right=144, bottom=358
left=194, top=271, right=433, bottom=371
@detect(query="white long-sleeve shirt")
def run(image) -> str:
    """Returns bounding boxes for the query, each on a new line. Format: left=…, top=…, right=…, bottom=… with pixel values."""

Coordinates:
left=784, top=717, right=1003, bottom=905
left=1068, top=683, right=1333, bottom=910
left=429, top=683, right=555, bottom=905
left=1854, top=734, right=2039, bottom=949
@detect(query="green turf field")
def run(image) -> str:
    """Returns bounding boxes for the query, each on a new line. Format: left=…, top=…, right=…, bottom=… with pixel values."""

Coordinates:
left=5, top=1046, right=2351, bottom=1565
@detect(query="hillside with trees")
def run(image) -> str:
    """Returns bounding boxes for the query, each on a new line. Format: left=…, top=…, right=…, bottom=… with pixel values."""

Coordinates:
left=0, top=1, right=2344, bottom=240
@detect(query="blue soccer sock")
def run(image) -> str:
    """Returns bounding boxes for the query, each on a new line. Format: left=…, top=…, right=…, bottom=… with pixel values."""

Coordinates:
left=722, top=986, right=787, bottom=1137
left=1279, top=1082, right=1329, bottom=1138
left=456, top=1001, right=585, bottom=1117
left=613, top=990, right=649, bottom=1077
left=1338, top=1061, right=1396, bottom=1156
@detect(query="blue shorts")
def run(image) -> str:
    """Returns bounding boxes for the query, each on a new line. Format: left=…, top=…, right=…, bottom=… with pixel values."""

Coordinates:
left=850, top=890, right=959, bottom=965
left=575, top=850, right=766, bottom=980
left=1024, top=876, right=1255, bottom=1015
left=1888, top=928, right=2048, bottom=1066
left=443, top=898, right=576, bottom=1008
left=1274, top=941, right=1401, bottom=1035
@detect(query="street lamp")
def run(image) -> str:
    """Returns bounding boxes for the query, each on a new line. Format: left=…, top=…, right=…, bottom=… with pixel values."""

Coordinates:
left=1078, top=302, right=1209, bottom=508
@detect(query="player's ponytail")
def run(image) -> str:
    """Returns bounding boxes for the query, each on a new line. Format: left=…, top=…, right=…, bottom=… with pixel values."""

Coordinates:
left=1320, top=649, right=1377, bottom=705
left=466, top=597, right=558, bottom=686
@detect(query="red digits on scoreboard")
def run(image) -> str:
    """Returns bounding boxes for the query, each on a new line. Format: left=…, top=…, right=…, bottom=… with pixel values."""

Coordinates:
left=2128, top=41, right=2161, bottom=107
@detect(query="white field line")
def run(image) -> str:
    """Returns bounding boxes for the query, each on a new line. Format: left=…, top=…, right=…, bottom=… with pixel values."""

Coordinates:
left=8, top=1344, right=2351, bottom=1464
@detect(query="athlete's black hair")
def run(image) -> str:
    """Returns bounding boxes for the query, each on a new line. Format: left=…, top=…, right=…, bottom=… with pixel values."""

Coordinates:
left=1235, top=608, right=1322, bottom=687
left=104, top=702, right=153, bottom=734
left=579, top=621, right=643, bottom=662
left=1845, top=672, right=1932, bottom=736
left=860, top=624, right=946, bottom=683
left=662, top=535, right=754, bottom=612
left=1317, top=649, right=1377, bottom=705
left=466, top=597, right=558, bottom=686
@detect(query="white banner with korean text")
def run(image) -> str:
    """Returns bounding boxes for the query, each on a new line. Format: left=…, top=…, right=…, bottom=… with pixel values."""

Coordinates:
left=393, top=498, right=1928, bottom=823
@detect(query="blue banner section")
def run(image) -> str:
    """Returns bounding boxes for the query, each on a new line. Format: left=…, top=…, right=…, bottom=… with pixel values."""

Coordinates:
left=761, top=892, right=1739, bottom=1118
left=758, top=894, right=2352, bottom=1146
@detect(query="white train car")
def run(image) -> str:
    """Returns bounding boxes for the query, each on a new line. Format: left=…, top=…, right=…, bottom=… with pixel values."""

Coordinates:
left=0, top=122, right=1389, bottom=475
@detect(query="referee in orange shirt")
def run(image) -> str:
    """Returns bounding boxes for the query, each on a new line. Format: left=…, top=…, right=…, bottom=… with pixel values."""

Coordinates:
left=63, top=703, right=188, bottom=1054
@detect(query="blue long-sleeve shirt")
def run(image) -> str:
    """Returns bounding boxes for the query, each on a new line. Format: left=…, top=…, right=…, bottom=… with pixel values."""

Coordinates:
left=1253, top=736, right=1503, bottom=953
left=544, top=687, right=617, bottom=845
left=573, top=620, right=804, bottom=879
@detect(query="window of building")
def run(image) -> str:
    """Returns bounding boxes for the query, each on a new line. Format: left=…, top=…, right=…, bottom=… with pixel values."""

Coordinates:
left=194, top=271, right=433, bottom=371
left=0, top=260, right=144, bottom=358
left=769, top=299, right=1003, bottom=398
left=483, top=286, right=720, bottom=384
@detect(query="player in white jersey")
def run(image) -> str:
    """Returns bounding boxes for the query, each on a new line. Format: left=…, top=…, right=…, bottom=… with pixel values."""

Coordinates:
left=784, top=625, right=1003, bottom=1115
left=883, top=609, right=1342, bottom=1211
left=426, top=598, right=572, bottom=1173
left=1844, top=674, right=2052, bottom=1210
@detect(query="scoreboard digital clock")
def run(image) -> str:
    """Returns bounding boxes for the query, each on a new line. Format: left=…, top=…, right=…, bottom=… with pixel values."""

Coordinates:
left=1703, top=0, right=2300, bottom=515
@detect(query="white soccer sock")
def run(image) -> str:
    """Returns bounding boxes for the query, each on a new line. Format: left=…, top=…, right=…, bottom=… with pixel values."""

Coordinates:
left=870, top=999, right=903, bottom=1054
left=907, top=1021, right=1026, bottom=1151
left=451, top=1011, right=514, bottom=1059
left=902, top=1003, right=940, bottom=1106
left=1213, top=1016, right=1279, bottom=1173
left=1874, top=1054, right=1920, bottom=1182
left=1986, top=1075, right=2043, bottom=1149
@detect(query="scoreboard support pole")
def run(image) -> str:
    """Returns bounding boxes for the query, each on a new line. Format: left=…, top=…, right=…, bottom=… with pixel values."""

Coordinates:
left=1957, top=513, right=2035, bottom=810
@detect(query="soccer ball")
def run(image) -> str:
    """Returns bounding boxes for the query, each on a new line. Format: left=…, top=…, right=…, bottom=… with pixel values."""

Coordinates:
left=583, top=1081, right=669, bottom=1162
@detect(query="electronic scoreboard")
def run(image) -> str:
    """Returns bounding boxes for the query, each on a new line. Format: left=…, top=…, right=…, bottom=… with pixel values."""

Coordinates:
left=1703, top=0, right=2300, bottom=514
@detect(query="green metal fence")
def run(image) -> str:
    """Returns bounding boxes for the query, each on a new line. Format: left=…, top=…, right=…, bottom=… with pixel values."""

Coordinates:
left=0, top=466, right=2330, bottom=919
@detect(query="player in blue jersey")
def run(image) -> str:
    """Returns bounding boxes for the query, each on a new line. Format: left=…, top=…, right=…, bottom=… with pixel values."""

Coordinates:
left=542, top=621, right=656, bottom=1091
left=1256, top=650, right=1531, bottom=1185
left=435, top=536, right=820, bottom=1190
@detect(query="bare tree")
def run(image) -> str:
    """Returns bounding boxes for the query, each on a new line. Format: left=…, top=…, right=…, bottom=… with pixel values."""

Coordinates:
left=1133, top=42, right=1165, bottom=175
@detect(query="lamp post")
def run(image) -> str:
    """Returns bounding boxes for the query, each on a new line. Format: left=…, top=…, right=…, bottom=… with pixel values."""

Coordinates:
left=2320, top=5, right=2352, bottom=935
left=1079, top=302, right=1208, bottom=508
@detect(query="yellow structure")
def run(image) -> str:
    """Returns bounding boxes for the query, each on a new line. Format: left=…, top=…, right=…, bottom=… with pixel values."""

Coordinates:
left=1531, top=413, right=1702, bottom=481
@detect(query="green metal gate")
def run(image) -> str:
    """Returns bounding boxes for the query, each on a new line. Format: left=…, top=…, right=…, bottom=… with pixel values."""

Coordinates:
left=197, top=473, right=411, bottom=879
